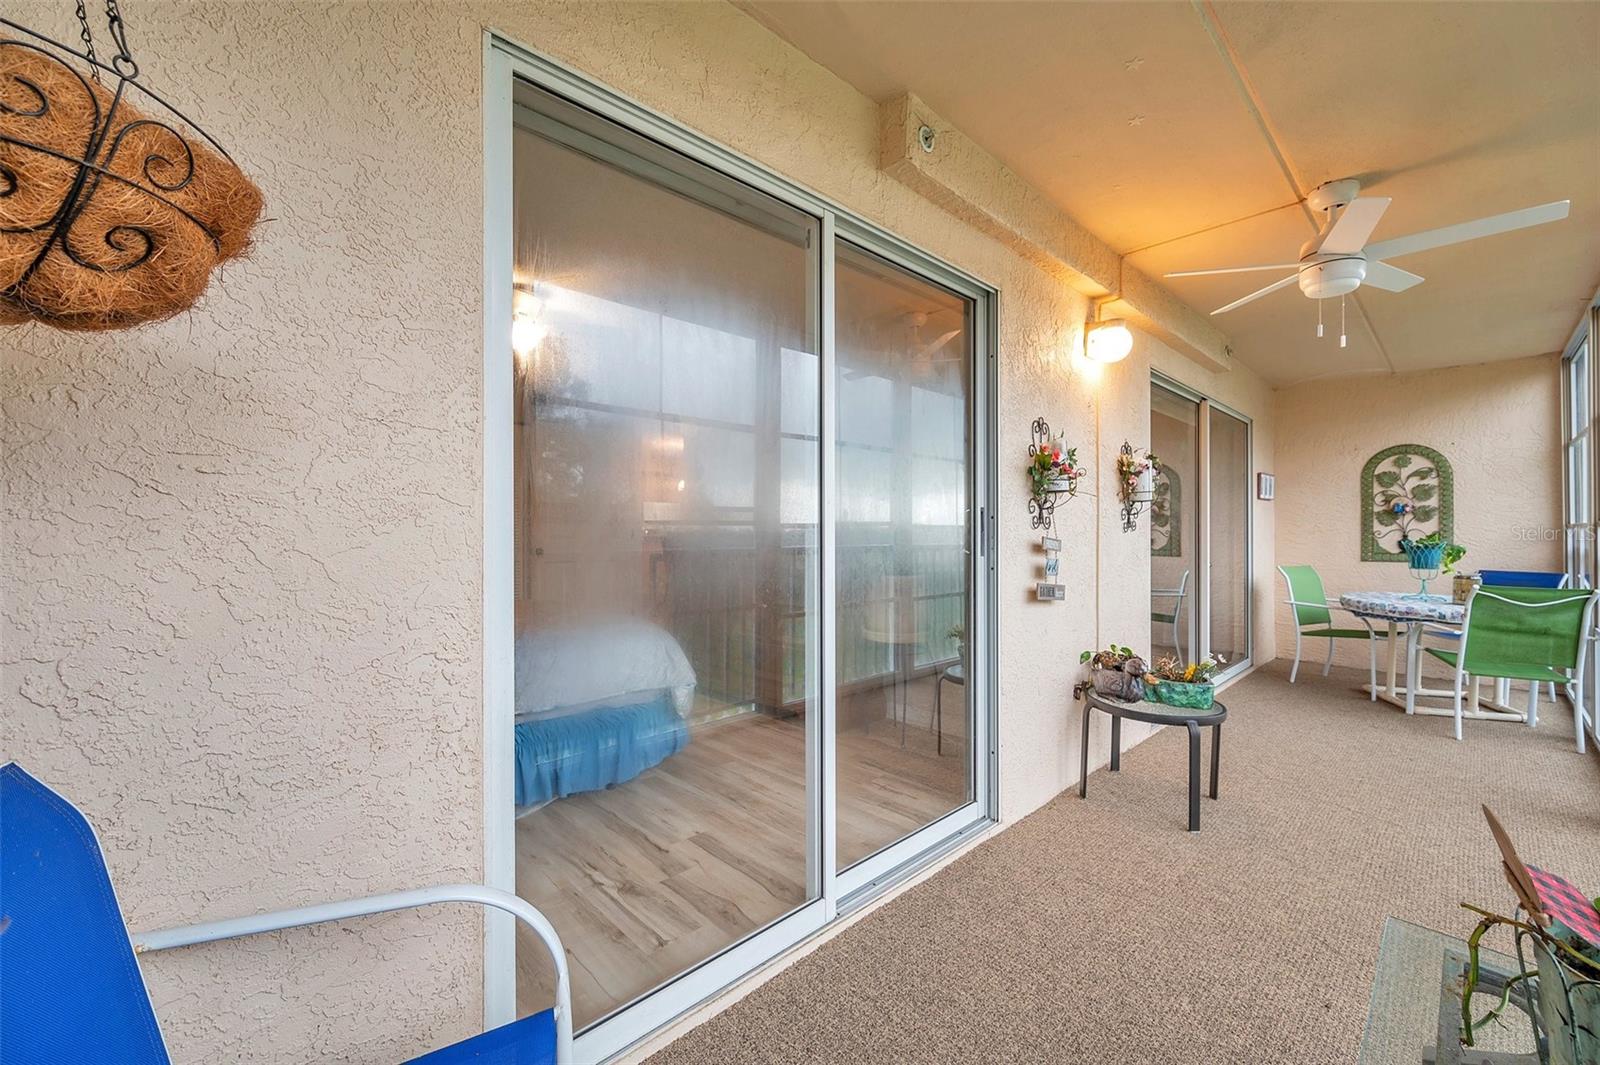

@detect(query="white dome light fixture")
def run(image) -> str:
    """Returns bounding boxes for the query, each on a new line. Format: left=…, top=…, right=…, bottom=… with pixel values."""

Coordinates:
left=1085, top=319, right=1134, bottom=363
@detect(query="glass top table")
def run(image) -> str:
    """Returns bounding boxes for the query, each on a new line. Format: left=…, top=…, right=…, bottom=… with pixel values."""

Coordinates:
left=1360, top=917, right=1538, bottom=1065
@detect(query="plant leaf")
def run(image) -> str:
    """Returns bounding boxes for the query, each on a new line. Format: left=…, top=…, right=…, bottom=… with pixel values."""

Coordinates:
left=1414, top=505, right=1438, bottom=522
left=1393, top=454, right=1412, bottom=469
left=1411, top=484, right=1436, bottom=502
left=1375, top=509, right=1398, bottom=527
left=1375, top=471, right=1401, bottom=488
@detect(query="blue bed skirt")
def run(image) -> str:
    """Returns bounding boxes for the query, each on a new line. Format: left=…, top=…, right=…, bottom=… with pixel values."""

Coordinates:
left=514, top=695, right=690, bottom=806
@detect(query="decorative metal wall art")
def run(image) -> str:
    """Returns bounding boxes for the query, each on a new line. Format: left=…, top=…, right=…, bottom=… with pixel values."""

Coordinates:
left=1, top=3, right=263, bottom=331
left=1026, top=418, right=1084, bottom=533
left=1361, top=443, right=1454, bottom=562
left=1117, top=441, right=1160, bottom=533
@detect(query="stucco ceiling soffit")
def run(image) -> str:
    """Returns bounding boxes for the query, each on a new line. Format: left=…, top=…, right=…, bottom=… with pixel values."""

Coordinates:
left=879, top=93, right=1233, bottom=373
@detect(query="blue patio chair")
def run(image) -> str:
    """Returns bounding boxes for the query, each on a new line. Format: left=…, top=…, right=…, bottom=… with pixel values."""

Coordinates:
left=0, top=763, right=571, bottom=1065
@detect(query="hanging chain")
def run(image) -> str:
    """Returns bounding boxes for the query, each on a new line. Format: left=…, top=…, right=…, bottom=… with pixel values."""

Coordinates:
left=74, top=0, right=101, bottom=83
left=103, top=0, right=138, bottom=79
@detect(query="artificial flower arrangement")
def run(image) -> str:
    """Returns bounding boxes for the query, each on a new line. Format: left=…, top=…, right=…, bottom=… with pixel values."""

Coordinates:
left=1398, top=530, right=1467, bottom=573
left=1117, top=447, right=1161, bottom=505
left=1029, top=436, right=1086, bottom=502
left=1142, top=654, right=1226, bottom=709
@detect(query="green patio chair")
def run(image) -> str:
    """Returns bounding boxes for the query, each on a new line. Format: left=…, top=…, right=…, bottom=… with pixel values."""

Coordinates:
left=1413, top=585, right=1597, bottom=745
left=1279, top=564, right=1379, bottom=694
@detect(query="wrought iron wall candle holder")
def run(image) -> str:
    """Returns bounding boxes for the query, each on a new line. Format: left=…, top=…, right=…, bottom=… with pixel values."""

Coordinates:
left=1118, top=441, right=1159, bottom=533
left=1027, top=417, right=1082, bottom=533
left=1, top=3, right=263, bottom=331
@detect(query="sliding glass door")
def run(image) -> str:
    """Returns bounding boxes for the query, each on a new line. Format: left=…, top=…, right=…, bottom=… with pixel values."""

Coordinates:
left=508, top=82, right=822, bottom=1031
left=1208, top=407, right=1251, bottom=669
left=1150, top=386, right=1200, bottom=663
left=1149, top=378, right=1252, bottom=677
left=834, top=242, right=975, bottom=870
left=488, top=46, right=994, bottom=1060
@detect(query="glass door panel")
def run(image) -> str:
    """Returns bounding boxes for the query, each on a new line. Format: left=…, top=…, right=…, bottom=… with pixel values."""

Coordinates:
left=1151, top=384, right=1200, bottom=663
left=834, top=242, right=974, bottom=870
left=1208, top=408, right=1251, bottom=669
left=510, top=83, right=820, bottom=1031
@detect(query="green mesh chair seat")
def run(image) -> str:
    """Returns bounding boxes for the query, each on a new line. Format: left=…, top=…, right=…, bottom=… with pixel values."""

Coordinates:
left=1427, top=585, right=1597, bottom=745
left=1302, top=627, right=1375, bottom=640
left=1423, top=648, right=1570, bottom=685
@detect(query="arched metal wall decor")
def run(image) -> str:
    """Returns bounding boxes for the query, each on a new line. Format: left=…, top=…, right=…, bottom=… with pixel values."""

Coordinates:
left=1150, top=465, right=1180, bottom=557
left=1361, top=443, right=1454, bottom=562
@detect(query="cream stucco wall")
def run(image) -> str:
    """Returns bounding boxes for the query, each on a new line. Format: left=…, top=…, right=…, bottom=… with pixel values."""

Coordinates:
left=1273, top=355, right=1562, bottom=668
left=1, top=3, right=1275, bottom=1062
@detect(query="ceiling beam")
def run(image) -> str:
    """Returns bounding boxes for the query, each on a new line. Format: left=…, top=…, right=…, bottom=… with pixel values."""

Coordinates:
left=1190, top=0, right=1396, bottom=375
left=877, top=93, right=1234, bottom=374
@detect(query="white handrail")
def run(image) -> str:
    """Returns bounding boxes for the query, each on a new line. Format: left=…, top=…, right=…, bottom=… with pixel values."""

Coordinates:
left=132, top=883, right=573, bottom=1065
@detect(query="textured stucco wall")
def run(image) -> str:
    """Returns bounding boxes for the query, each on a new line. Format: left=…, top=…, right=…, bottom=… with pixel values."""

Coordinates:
left=2, top=2, right=1275, bottom=1062
left=1273, top=355, right=1562, bottom=668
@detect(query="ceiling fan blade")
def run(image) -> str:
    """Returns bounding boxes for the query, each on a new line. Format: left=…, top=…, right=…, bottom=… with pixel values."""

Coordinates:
left=1165, top=263, right=1300, bottom=278
left=1316, top=196, right=1391, bottom=254
left=914, top=328, right=962, bottom=361
left=1211, top=274, right=1298, bottom=315
left=1365, top=200, right=1571, bottom=261
left=1364, top=261, right=1426, bottom=292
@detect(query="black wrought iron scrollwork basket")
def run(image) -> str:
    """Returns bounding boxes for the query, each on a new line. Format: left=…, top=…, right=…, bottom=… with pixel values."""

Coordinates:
left=1, top=1, right=262, bottom=331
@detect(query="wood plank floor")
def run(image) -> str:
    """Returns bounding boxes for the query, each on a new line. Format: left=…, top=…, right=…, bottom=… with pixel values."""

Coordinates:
left=515, top=673, right=969, bottom=1028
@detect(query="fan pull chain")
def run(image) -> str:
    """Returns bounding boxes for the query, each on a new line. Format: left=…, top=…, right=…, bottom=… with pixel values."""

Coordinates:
left=1317, top=299, right=1324, bottom=338
left=1339, top=294, right=1348, bottom=349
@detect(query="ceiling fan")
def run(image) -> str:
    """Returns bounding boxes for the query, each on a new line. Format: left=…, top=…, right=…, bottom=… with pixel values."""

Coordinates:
left=1165, top=178, right=1571, bottom=317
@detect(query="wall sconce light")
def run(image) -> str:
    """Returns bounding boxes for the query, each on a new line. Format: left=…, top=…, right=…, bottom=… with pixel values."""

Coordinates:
left=1085, top=318, right=1133, bottom=363
left=512, top=283, right=548, bottom=362
left=1117, top=440, right=1160, bottom=533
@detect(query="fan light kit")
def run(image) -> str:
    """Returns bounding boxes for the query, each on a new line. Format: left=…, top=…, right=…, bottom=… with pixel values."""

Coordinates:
left=1084, top=319, right=1133, bottom=363
left=1166, top=178, right=1571, bottom=343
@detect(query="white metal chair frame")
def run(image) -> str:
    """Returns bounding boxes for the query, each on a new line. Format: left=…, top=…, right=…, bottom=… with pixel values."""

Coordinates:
left=133, top=883, right=573, bottom=1064
left=1404, top=587, right=1598, bottom=747
left=1151, top=569, right=1190, bottom=659
left=1279, top=566, right=1381, bottom=696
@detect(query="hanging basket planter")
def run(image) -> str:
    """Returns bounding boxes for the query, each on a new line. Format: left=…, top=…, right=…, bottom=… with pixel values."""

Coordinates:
left=1, top=4, right=263, bottom=331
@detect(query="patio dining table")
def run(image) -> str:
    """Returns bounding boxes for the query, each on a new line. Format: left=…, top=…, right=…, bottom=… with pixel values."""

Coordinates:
left=1338, top=590, right=1528, bottom=724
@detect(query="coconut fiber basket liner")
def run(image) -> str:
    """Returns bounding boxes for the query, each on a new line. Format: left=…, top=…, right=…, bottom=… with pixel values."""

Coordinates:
left=1, top=9, right=262, bottom=331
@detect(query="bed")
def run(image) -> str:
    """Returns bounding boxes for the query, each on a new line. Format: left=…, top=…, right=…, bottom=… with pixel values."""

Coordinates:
left=513, top=619, right=695, bottom=810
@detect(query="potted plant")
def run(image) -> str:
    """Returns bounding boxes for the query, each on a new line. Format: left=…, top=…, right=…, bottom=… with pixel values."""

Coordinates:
left=1143, top=654, right=1224, bottom=709
left=1398, top=531, right=1466, bottom=598
left=947, top=624, right=966, bottom=666
left=1079, top=644, right=1148, bottom=702
left=1458, top=808, right=1600, bottom=1064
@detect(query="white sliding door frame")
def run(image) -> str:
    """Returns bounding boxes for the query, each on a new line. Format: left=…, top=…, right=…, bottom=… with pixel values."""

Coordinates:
left=1151, top=372, right=1254, bottom=683
left=482, top=31, right=998, bottom=1062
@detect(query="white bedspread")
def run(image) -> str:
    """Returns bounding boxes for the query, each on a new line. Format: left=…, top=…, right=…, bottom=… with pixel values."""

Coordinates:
left=514, top=618, right=697, bottom=719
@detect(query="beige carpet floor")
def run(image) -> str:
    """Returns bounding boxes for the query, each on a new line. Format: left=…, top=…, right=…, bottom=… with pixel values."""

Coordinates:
left=648, top=661, right=1600, bottom=1064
